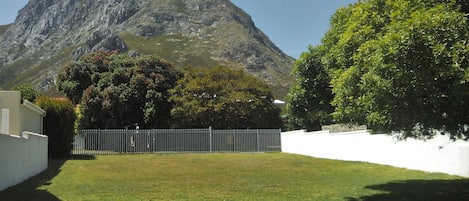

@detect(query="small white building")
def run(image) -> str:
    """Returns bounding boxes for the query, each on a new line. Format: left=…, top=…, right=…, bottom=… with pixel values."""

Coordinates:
left=0, top=91, right=46, bottom=135
left=0, top=91, right=48, bottom=192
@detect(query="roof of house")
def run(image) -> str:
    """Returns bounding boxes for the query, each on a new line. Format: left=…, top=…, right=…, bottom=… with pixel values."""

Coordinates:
left=22, top=100, right=46, bottom=117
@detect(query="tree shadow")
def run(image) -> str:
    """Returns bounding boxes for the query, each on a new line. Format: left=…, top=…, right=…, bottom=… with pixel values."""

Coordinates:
left=346, top=179, right=469, bottom=201
left=0, top=155, right=96, bottom=201
left=0, top=159, right=65, bottom=201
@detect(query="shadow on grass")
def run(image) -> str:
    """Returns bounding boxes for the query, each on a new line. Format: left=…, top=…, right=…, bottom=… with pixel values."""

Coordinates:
left=0, top=155, right=95, bottom=201
left=0, top=159, right=65, bottom=201
left=346, top=179, right=469, bottom=201
left=0, top=155, right=96, bottom=201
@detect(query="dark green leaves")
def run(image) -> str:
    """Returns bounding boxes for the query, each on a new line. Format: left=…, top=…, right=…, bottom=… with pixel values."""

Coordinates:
left=57, top=51, right=181, bottom=129
left=170, top=67, right=282, bottom=129
left=290, top=0, right=469, bottom=139
left=287, top=46, right=334, bottom=131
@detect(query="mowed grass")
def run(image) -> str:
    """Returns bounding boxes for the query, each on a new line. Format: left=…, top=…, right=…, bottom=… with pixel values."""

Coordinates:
left=1, top=153, right=468, bottom=201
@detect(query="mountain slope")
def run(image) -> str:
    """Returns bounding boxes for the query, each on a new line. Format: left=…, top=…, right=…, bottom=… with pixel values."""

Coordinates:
left=0, top=0, right=294, bottom=98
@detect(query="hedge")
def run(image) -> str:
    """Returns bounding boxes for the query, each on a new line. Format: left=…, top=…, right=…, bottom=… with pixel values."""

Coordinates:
left=35, top=96, right=76, bottom=158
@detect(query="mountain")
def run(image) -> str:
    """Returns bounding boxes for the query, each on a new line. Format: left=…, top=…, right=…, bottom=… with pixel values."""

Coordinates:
left=0, top=0, right=295, bottom=98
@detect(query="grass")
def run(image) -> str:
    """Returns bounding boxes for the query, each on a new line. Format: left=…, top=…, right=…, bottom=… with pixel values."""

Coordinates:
left=121, top=31, right=293, bottom=99
left=1, top=153, right=468, bottom=201
left=0, top=44, right=76, bottom=90
left=121, top=33, right=221, bottom=68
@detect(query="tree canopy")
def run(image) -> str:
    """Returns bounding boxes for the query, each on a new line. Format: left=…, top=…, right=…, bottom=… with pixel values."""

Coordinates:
left=12, top=84, right=41, bottom=102
left=57, top=51, right=181, bottom=129
left=170, top=67, right=282, bottom=129
left=289, top=0, right=469, bottom=139
left=287, top=46, right=334, bottom=131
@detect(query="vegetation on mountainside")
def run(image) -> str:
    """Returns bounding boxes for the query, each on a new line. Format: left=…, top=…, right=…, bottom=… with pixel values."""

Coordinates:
left=121, top=31, right=294, bottom=99
left=288, top=0, right=469, bottom=139
left=0, top=24, right=10, bottom=35
left=0, top=45, right=77, bottom=90
left=121, top=33, right=221, bottom=68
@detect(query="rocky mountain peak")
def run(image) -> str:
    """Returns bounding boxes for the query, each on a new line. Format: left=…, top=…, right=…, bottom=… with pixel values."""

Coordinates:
left=0, top=0, right=294, bottom=98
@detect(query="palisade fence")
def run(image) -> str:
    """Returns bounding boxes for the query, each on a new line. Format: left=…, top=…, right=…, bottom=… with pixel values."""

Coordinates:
left=72, top=128, right=281, bottom=155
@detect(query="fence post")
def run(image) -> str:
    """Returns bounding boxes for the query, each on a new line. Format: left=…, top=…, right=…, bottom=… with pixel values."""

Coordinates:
left=278, top=128, right=282, bottom=151
left=233, top=130, right=236, bottom=152
left=125, top=127, right=128, bottom=154
left=256, top=129, right=260, bottom=152
left=209, top=127, right=213, bottom=152
left=152, top=129, right=156, bottom=153
left=98, top=128, right=101, bottom=154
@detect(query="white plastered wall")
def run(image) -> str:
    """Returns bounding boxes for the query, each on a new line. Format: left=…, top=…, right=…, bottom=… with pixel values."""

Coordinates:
left=282, top=130, right=469, bottom=177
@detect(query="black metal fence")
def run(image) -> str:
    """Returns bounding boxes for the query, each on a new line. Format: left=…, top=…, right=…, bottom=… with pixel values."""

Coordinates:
left=72, top=128, right=281, bottom=155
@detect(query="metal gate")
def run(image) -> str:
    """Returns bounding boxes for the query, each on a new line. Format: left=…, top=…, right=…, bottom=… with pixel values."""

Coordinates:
left=72, top=128, right=281, bottom=155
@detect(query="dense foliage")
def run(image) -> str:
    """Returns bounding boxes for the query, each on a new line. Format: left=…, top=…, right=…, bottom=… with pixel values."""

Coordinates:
left=57, top=51, right=181, bottom=129
left=12, top=84, right=41, bottom=102
left=287, top=46, right=334, bottom=131
left=170, top=67, right=282, bottom=129
left=35, top=96, right=76, bottom=158
left=290, top=0, right=469, bottom=139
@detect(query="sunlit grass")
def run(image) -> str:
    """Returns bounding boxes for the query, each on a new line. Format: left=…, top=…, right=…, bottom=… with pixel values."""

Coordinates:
left=1, top=153, right=467, bottom=201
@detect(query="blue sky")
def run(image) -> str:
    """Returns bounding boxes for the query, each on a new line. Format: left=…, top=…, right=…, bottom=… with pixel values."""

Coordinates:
left=230, top=0, right=357, bottom=57
left=0, top=0, right=357, bottom=58
left=0, top=0, right=29, bottom=25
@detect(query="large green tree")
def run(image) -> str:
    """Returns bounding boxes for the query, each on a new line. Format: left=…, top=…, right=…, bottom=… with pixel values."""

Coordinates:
left=287, top=46, right=334, bottom=131
left=170, top=67, right=282, bottom=129
left=57, top=51, right=181, bottom=129
left=291, top=0, right=469, bottom=139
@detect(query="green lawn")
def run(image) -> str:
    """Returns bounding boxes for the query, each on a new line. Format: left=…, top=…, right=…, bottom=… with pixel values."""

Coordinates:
left=1, top=153, right=468, bottom=201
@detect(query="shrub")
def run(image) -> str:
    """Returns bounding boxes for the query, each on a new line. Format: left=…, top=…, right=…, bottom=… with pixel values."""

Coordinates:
left=35, top=96, right=76, bottom=158
left=12, top=84, right=41, bottom=102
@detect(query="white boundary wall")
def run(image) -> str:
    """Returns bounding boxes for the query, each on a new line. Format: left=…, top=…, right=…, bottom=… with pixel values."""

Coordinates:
left=0, top=132, right=48, bottom=191
left=282, top=130, right=469, bottom=177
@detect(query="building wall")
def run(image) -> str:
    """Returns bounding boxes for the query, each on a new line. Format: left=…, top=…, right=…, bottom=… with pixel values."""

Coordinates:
left=0, top=91, right=45, bottom=135
left=0, top=91, right=21, bottom=135
left=0, top=132, right=48, bottom=191
left=0, top=91, right=48, bottom=191
left=282, top=130, right=469, bottom=177
left=20, top=101, right=44, bottom=135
